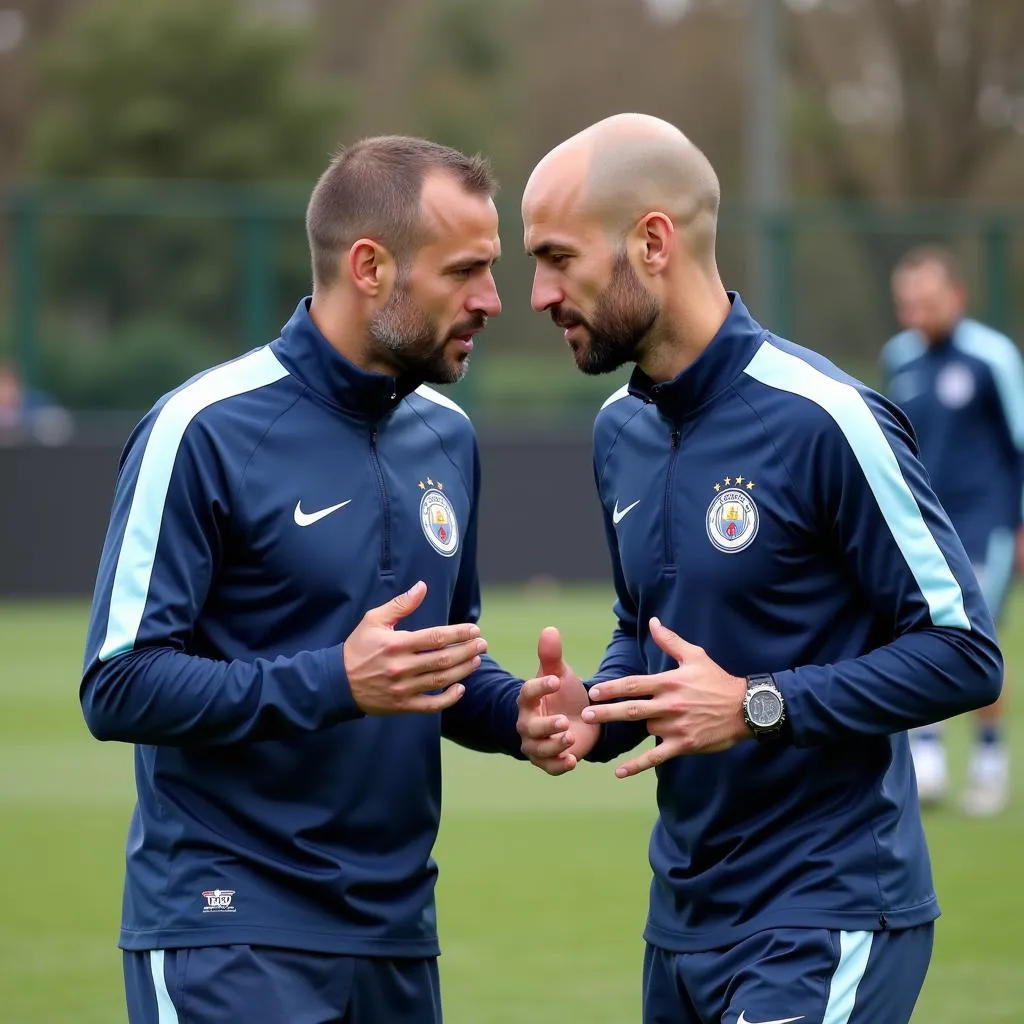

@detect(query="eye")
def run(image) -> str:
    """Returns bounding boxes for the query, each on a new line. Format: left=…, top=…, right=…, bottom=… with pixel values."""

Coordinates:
left=548, top=254, right=570, bottom=268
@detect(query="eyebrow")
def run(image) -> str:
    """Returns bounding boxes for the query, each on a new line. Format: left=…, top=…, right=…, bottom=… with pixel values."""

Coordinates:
left=443, top=253, right=501, bottom=272
left=526, top=240, right=575, bottom=259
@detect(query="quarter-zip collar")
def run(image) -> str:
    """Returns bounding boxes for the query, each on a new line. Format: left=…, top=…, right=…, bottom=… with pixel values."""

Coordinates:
left=628, top=292, right=766, bottom=420
left=271, top=297, right=419, bottom=420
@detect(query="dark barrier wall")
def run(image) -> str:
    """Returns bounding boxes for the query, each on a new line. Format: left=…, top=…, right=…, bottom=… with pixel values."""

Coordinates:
left=0, top=428, right=611, bottom=598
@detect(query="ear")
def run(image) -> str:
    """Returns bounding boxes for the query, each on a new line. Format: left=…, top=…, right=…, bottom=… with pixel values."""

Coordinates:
left=636, top=213, right=674, bottom=274
left=348, top=239, right=396, bottom=299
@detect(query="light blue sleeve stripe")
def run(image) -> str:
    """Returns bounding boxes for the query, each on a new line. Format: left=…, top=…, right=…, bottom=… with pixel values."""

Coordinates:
left=600, top=383, right=631, bottom=410
left=823, top=930, right=873, bottom=1024
left=881, top=331, right=926, bottom=378
left=978, top=528, right=1016, bottom=620
left=953, top=321, right=1024, bottom=450
left=99, top=347, right=290, bottom=661
left=744, top=343, right=970, bottom=629
left=149, top=950, right=180, bottom=1024
left=415, top=384, right=470, bottom=420
left=952, top=322, right=1024, bottom=520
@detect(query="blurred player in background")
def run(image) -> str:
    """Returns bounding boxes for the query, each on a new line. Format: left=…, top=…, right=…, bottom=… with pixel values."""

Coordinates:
left=0, top=360, right=73, bottom=445
left=882, top=246, right=1024, bottom=815
left=81, top=136, right=584, bottom=1024
left=516, top=114, right=1003, bottom=1024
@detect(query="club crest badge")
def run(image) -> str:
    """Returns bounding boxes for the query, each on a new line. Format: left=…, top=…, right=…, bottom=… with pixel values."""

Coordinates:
left=417, top=479, right=459, bottom=557
left=935, top=362, right=975, bottom=409
left=706, top=475, right=758, bottom=553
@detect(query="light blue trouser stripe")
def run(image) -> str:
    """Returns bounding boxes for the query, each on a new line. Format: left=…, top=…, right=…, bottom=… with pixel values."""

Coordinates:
left=149, top=950, right=180, bottom=1024
left=976, top=528, right=1016, bottom=622
left=99, top=347, right=289, bottom=661
left=823, top=929, right=873, bottom=1024
left=744, top=343, right=969, bottom=629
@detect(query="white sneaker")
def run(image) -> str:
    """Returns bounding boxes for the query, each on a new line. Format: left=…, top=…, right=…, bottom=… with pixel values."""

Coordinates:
left=962, top=745, right=1009, bottom=817
left=910, top=738, right=948, bottom=807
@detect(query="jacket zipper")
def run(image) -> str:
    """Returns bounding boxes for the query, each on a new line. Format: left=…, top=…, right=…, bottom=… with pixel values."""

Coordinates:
left=369, top=426, right=392, bottom=573
left=664, top=428, right=681, bottom=567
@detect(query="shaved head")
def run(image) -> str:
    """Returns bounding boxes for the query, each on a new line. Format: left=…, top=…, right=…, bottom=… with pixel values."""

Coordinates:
left=524, top=114, right=731, bottom=384
left=524, top=113, right=721, bottom=265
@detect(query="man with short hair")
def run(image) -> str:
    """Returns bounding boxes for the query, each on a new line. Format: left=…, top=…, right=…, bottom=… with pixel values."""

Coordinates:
left=82, top=136, right=583, bottom=1023
left=882, top=246, right=1024, bottom=814
left=515, top=115, right=1002, bottom=1024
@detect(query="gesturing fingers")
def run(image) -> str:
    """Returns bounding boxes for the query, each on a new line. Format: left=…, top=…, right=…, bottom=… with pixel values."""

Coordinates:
left=404, top=683, right=467, bottom=714
left=532, top=751, right=578, bottom=776
left=588, top=675, right=662, bottom=703
left=613, top=739, right=675, bottom=779
left=582, top=699, right=660, bottom=725
left=649, top=617, right=704, bottom=665
left=523, top=730, right=575, bottom=761
left=517, top=675, right=561, bottom=707
left=406, top=622, right=482, bottom=652
left=519, top=712, right=570, bottom=740
left=394, top=641, right=486, bottom=703
left=410, top=637, right=487, bottom=675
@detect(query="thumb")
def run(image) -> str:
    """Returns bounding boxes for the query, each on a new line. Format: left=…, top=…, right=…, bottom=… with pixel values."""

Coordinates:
left=375, top=581, right=427, bottom=626
left=537, top=626, right=566, bottom=677
left=650, top=617, right=700, bottom=663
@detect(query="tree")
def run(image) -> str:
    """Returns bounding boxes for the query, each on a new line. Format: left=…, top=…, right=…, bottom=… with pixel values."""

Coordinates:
left=28, top=0, right=346, bottom=181
left=785, top=0, right=1024, bottom=355
left=20, top=0, right=348, bottom=409
left=0, top=0, right=83, bottom=184
left=789, top=0, right=1024, bottom=200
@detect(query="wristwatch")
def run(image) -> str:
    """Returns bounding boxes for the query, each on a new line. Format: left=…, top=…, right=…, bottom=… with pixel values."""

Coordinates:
left=743, top=673, right=786, bottom=740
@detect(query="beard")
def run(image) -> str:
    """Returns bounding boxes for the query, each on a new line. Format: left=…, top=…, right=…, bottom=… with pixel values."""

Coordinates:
left=552, top=250, right=659, bottom=376
left=369, top=280, right=481, bottom=385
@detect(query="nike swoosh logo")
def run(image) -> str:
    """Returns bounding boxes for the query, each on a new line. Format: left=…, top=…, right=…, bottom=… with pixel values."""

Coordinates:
left=612, top=499, right=640, bottom=525
left=736, top=1014, right=805, bottom=1024
left=293, top=499, right=352, bottom=527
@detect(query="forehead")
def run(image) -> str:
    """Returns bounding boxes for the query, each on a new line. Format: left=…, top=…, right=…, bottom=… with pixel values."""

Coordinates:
left=522, top=173, right=603, bottom=253
left=417, top=171, right=499, bottom=255
left=893, top=262, right=953, bottom=296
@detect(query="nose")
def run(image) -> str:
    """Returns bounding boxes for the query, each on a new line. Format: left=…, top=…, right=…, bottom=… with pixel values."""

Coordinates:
left=468, top=273, right=502, bottom=318
left=531, top=267, right=563, bottom=313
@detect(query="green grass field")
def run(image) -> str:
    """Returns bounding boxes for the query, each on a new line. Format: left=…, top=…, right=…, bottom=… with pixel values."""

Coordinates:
left=2, top=587, right=1023, bottom=1023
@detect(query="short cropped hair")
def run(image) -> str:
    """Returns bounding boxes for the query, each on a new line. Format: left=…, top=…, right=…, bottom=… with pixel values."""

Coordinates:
left=306, top=136, right=497, bottom=288
left=892, top=245, right=963, bottom=284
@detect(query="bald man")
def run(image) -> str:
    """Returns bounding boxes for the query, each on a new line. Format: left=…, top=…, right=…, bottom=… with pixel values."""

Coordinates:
left=514, top=115, right=1003, bottom=1024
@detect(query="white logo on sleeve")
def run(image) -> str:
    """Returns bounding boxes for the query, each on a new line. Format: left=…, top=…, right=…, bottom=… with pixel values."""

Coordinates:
left=201, top=889, right=237, bottom=913
left=612, top=499, right=640, bottom=525
left=736, top=1014, right=804, bottom=1024
left=293, top=499, right=352, bottom=527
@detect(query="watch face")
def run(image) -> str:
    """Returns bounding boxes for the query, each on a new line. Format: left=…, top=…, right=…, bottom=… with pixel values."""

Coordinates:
left=748, top=688, right=783, bottom=727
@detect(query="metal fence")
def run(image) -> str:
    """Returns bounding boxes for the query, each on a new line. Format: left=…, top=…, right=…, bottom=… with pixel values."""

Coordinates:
left=3, top=183, right=1023, bottom=421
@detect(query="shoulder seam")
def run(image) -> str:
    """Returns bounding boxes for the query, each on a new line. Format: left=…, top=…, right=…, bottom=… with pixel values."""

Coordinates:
left=406, top=400, right=475, bottom=501
left=731, top=382, right=820, bottom=533
left=595, top=402, right=648, bottom=488
left=237, top=386, right=309, bottom=501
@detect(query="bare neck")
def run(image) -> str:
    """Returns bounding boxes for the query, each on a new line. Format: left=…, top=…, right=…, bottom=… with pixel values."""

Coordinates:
left=308, top=289, right=396, bottom=377
left=639, top=275, right=732, bottom=383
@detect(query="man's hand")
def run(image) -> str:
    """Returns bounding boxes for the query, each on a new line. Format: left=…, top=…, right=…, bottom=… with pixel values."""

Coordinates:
left=582, top=617, right=749, bottom=778
left=516, top=627, right=599, bottom=775
left=1016, top=524, right=1024, bottom=575
left=344, top=581, right=486, bottom=715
